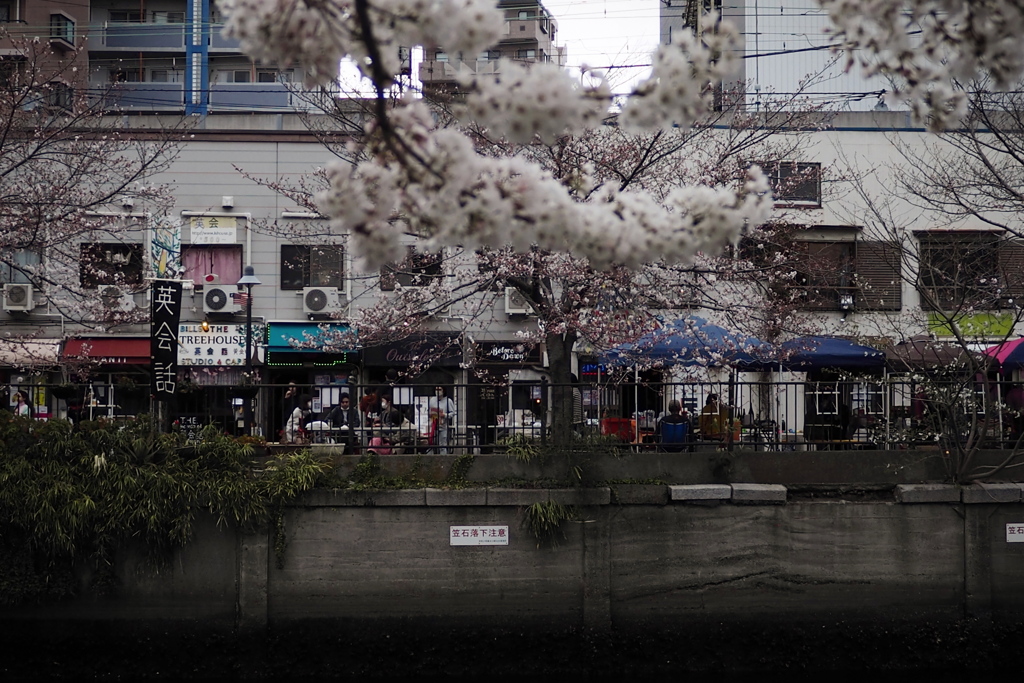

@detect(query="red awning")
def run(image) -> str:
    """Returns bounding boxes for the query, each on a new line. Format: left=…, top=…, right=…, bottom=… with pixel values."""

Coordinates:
left=62, top=337, right=151, bottom=365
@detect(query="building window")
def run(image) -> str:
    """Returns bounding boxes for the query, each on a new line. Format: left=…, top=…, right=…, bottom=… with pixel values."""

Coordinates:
left=108, top=10, right=143, bottom=23
left=0, top=4, right=11, bottom=22
left=1, top=249, right=42, bottom=285
left=434, top=51, right=448, bottom=62
left=110, top=70, right=142, bottom=83
left=381, top=249, right=443, bottom=290
left=151, top=11, right=185, bottom=23
left=151, top=70, right=181, bottom=83
left=793, top=241, right=855, bottom=310
left=79, top=243, right=144, bottom=289
left=917, top=232, right=1002, bottom=311
left=762, top=162, right=821, bottom=206
left=46, top=81, right=72, bottom=110
left=280, top=245, right=345, bottom=290
left=50, top=13, right=75, bottom=45
left=515, top=49, right=536, bottom=60
left=182, top=245, right=243, bottom=286
left=791, top=239, right=902, bottom=312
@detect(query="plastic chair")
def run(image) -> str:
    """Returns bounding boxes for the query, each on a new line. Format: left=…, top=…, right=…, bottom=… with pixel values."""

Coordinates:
left=659, top=421, right=689, bottom=452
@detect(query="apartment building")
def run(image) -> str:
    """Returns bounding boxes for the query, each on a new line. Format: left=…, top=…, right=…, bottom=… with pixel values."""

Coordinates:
left=419, top=0, right=566, bottom=97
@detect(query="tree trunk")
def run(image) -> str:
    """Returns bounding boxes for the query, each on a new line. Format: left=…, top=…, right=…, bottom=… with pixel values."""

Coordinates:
left=546, top=331, right=577, bottom=446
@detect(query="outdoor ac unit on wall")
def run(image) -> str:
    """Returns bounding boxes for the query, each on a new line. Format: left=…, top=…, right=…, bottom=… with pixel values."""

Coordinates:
left=303, top=287, right=345, bottom=317
left=100, top=285, right=136, bottom=312
left=505, top=287, right=532, bottom=315
left=203, top=284, right=241, bottom=314
left=2, top=283, right=34, bottom=312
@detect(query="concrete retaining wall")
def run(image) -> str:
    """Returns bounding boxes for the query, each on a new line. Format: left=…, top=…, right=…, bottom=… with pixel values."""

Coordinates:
left=9, top=485, right=1024, bottom=630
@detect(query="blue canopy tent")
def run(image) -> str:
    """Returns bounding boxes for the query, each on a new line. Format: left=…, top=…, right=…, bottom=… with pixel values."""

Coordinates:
left=770, top=336, right=886, bottom=371
left=598, top=318, right=772, bottom=443
left=600, top=317, right=772, bottom=368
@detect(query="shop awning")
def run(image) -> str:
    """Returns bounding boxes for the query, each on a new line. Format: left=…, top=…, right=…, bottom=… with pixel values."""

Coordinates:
left=62, top=337, right=151, bottom=365
left=363, top=333, right=463, bottom=368
left=0, top=339, right=62, bottom=369
left=266, top=322, right=357, bottom=354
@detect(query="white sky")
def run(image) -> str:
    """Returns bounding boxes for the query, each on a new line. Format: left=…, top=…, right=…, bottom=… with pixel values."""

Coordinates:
left=542, top=0, right=660, bottom=93
left=337, top=0, right=660, bottom=96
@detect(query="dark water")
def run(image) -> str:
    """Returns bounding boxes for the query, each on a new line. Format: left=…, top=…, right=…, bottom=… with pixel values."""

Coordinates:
left=4, top=618, right=1022, bottom=680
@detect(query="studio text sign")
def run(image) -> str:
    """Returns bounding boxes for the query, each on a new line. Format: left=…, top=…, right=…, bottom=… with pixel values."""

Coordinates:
left=178, top=323, right=248, bottom=365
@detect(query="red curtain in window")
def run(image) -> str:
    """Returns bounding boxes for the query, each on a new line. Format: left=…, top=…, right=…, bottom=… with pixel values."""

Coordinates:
left=183, top=246, right=242, bottom=285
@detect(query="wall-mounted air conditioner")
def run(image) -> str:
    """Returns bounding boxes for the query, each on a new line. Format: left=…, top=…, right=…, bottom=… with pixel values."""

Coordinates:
left=303, top=286, right=345, bottom=317
left=505, top=287, right=532, bottom=315
left=203, top=284, right=241, bottom=314
left=2, top=283, right=34, bottom=312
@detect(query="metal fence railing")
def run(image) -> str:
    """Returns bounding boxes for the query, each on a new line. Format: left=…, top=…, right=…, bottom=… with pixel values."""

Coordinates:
left=6, top=377, right=1024, bottom=453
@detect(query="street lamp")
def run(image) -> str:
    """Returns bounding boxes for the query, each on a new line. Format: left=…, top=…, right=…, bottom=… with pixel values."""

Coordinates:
left=237, top=265, right=261, bottom=435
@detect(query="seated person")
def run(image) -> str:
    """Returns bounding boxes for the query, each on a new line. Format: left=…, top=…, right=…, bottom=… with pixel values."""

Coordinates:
left=378, top=393, right=403, bottom=429
left=327, top=393, right=360, bottom=448
left=698, top=394, right=728, bottom=440
left=656, top=400, right=690, bottom=452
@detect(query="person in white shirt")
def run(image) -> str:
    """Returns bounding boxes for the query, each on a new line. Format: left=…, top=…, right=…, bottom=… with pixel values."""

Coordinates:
left=283, top=394, right=311, bottom=444
left=427, top=386, right=455, bottom=454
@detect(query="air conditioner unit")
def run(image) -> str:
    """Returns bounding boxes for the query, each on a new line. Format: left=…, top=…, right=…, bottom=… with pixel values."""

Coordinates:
left=3, top=283, right=34, bottom=312
left=100, top=285, right=136, bottom=312
left=505, top=287, right=532, bottom=315
left=203, top=285, right=242, bottom=314
left=303, top=286, right=345, bottom=317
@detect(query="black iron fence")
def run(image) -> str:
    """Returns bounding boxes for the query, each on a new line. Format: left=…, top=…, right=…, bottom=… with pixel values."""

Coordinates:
left=7, top=377, right=1024, bottom=453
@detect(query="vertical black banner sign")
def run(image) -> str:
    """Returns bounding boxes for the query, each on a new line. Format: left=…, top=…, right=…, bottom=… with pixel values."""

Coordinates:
left=151, top=280, right=183, bottom=400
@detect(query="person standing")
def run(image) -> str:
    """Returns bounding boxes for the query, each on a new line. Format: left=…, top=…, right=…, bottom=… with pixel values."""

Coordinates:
left=12, top=392, right=30, bottom=417
left=281, top=382, right=300, bottom=439
left=427, top=386, right=455, bottom=454
left=283, top=394, right=311, bottom=444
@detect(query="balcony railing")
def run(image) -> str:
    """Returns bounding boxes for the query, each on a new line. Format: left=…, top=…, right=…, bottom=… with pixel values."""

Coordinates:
left=102, top=82, right=185, bottom=111
left=95, top=22, right=185, bottom=49
left=209, top=82, right=298, bottom=112
left=92, top=22, right=239, bottom=51
left=94, top=82, right=312, bottom=113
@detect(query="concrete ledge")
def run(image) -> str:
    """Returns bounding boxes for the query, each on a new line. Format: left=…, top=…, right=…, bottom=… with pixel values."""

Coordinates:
left=895, top=484, right=960, bottom=504
left=425, top=488, right=487, bottom=506
left=613, top=484, right=669, bottom=505
left=486, top=488, right=550, bottom=506
left=299, top=489, right=383, bottom=506
left=670, top=484, right=731, bottom=503
left=549, top=488, right=612, bottom=507
left=731, top=483, right=788, bottom=504
left=363, top=489, right=427, bottom=506
left=962, top=483, right=1022, bottom=504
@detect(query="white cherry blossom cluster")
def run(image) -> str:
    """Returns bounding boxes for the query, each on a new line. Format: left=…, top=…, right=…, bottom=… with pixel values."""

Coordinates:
left=460, top=60, right=611, bottom=144
left=317, top=100, right=772, bottom=271
left=821, top=0, right=1024, bottom=130
left=619, top=16, right=742, bottom=132
left=217, top=0, right=503, bottom=87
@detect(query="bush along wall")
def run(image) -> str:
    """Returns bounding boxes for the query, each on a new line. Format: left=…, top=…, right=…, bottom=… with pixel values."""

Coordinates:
left=0, top=414, right=330, bottom=606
